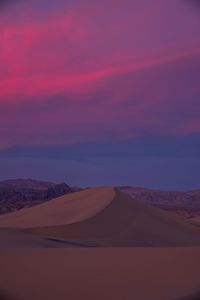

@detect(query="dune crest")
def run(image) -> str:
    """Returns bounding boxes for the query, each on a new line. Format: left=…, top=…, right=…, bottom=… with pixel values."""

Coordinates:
left=0, top=187, right=116, bottom=228
left=0, top=187, right=200, bottom=247
left=30, top=189, right=200, bottom=247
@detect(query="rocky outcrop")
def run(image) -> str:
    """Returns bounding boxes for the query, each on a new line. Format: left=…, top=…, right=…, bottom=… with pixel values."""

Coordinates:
left=0, top=179, right=74, bottom=214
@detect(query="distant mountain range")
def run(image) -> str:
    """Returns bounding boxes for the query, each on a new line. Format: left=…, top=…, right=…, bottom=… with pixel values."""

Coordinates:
left=0, top=179, right=79, bottom=214
left=0, top=179, right=200, bottom=219
left=120, top=186, right=200, bottom=219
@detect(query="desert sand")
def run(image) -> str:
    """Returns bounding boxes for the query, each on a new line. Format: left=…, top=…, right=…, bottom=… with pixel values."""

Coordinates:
left=0, top=187, right=115, bottom=228
left=0, top=248, right=200, bottom=300
left=0, top=187, right=200, bottom=300
left=0, top=187, right=200, bottom=246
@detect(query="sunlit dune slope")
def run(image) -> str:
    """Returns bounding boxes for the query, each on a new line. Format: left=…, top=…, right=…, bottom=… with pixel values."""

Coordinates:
left=0, top=187, right=200, bottom=246
left=0, top=187, right=115, bottom=228
left=30, top=189, right=200, bottom=247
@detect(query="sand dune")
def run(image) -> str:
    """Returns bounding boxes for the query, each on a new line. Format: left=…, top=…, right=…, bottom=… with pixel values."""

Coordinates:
left=0, top=187, right=115, bottom=228
left=0, top=187, right=200, bottom=300
left=30, top=189, right=200, bottom=246
left=0, top=187, right=199, bottom=247
left=0, top=228, right=80, bottom=248
left=29, top=189, right=200, bottom=246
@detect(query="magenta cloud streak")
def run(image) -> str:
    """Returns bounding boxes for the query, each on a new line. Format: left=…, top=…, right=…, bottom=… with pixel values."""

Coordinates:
left=0, top=0, right=200, bottom=149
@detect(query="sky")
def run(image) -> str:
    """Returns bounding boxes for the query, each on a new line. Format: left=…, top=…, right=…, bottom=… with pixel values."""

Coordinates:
left=0, top=0, right=200, bottom=189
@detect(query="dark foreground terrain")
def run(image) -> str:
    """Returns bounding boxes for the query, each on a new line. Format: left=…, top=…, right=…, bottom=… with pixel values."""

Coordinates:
left=0, top=248, right=200, bottom=300
left=0, top=187, right=200, bottom=300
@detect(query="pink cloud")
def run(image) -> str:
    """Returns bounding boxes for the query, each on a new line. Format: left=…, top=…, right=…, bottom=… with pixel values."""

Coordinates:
left=0, top=55, right=199, bottom=150
left=0, top=0, right=200, bottom=148
left=0, top=48, right=199, bottom=100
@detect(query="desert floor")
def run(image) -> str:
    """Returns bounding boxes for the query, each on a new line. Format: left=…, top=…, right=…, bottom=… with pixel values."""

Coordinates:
left=0, top=247, right=200, bottom=300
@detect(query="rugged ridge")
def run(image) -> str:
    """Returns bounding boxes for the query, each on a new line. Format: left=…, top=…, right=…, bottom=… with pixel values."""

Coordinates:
left=120, top=186, right=200, bottom=218
left=0, top=179, right=73, bottom=214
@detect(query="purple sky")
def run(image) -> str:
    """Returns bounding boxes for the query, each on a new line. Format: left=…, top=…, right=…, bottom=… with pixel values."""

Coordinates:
left=0, top=0, right=200, bottom=189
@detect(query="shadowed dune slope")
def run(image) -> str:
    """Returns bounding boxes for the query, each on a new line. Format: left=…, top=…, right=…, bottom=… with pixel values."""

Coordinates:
left=30, top=189, right=200, bottom=247
left=0, top=187, right=115, bottom=228
left=0, top=187, right=200, bottom=246
left=0, top=228, right=83, bottom=249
